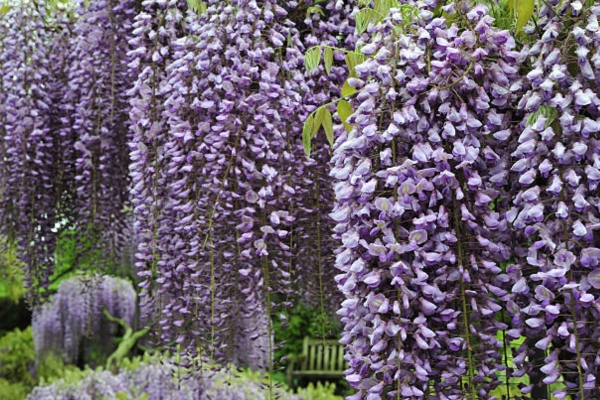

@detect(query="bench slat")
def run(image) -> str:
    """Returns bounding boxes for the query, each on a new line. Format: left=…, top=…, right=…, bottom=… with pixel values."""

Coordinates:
left=316, top=342, right=323, bottom=371
left=328, top=345, right=336, bottom=371
left=309, top=341, right=317, bottom=371
left=337, top=342, right=344, bottom=372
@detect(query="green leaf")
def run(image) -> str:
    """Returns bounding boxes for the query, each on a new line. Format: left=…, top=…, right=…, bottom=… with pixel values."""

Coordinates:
left=302, top=114, right=315, bottom=157
left=374, top=0, right=397, bottom=23
left=187, top=0, right=207, bottom=14
left=342, top=79, right=357, bottom=97
left=313, top=107, right=327, bottom=138
left=355, top=8, right=374, bottom=34
left=323, top=47, right=333, bottom=76
left=515, top=0, right=534, bottom=34
left=304, top=46, right=322, bottom=75
left=337, top=100, right=354, bottom=132
left=322, top=108, right=334, bottom=147
left=345, top=52, right=365, bottom=78
left=526, top=105, right=558, bottom=128
left=306, top=5, right=324, bottom=19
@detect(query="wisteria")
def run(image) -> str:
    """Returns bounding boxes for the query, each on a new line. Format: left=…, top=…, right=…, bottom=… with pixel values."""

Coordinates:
left=26, top=356, right=309, bottom=400
left=328, top=0, right=600, bottom=399
left=66, top=0, right=137, bottom=271
left=127, top=0, right=351, bottom=367
left=330, top=3, right=524, bottom=397
left=504, top=2, right=600, bottom=397
left=32, top=274, right=137, bottom=365
left=1, top=0, right=600, bottom=399
left=0, top=0, right=57, bottom=302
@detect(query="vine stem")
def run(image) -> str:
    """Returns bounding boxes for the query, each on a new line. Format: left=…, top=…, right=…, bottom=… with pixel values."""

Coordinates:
left=315, top=164, right=327, bottom=344
left=209, top=227, right=215, bottom=362
left=500, top=310, right=511, bottom=399
left=261, top=210, right=274, bottom=400
left=452, top=189, right=477, bottom=400
left=561, top=182, right=585, bottom=399
left=200, top=123, right=242, bottom=252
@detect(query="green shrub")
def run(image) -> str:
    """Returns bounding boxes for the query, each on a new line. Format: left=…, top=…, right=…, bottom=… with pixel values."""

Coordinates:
left=0, top=237, right=25, bottom=303
left=274, top=303, right=341, bottom=363
left=0, top=326, right=88, bottom=400
left=0, top=378, right=30, bottom=400
left=0, top=327, right=35, bottom=387
left=295, top=382, right=343, bottom=400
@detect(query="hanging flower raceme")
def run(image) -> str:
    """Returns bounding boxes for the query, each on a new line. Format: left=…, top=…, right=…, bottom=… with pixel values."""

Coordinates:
left=32, top=274, right=137, bottom=365
left=65, top=0, right=137, bottom=273
left=503, top=2, right=600, bottom=398
left=128, top=0, right=293, bottom=364
left=45, top=13, right=79, bottom=241
left=330, top=3, right=525, bottom=398
left=127, top=0, right=186, bottom=329
left=0, top=0, right=59, bottom=303
left=285, top=0, right=357, bottom=318
left=128, top=0, right=356, bottom=370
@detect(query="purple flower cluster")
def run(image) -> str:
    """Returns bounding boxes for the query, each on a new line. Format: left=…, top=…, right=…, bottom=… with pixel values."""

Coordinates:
left=26, top=356, right=308, bottom=400
left=66, top=0, right=137, bottom=271
left=503, top=1, right=600, bottom=397
left=3, top=0, right=600, bottom=398
left=32, top=274, right=136, bottom=365
left=0, top=1, right=58, bottom=302
left=330, top=1, right=599, bottom=399
left=128, top=0, right=353, bottom=367
left=0, top=0, right=138, bottom=303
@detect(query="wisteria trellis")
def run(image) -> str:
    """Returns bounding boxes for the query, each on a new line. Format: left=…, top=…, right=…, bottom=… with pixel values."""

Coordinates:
left=0, top=0, right=599, bottom=399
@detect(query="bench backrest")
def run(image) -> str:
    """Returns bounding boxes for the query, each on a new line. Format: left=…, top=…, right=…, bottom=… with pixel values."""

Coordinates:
left=300, top=337, right=345, bottom=372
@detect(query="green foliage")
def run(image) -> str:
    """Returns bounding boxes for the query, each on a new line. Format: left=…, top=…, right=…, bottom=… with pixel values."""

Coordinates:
left=50, top=228, right=124, bottom=292
left=208, top=364, right=292, bottom=399
left=344, top=52, right=365, bottom=78
left=356, top=1, right=418, bottom=35
left=49, top=230, right=79, bottom=291
left=306, top=5, right=325, bottom=19
left=526, top=105, right=559, bottom=128
left=36, top=354, right=88, bottom=387
left=482, top=0, right=515, bottom=31
left=301, top=44, right=366, bottom=156
left=0, top=327, right=35, bottom=386
left=186, top=0, right=207, bottom=15
left=355, top=8, right=376, bottom=35
left=0, top=326, right=87, bottom=400
left=0, top=379, right=30, bottom=400
left=337, top=100, right=353, bottom=133
left=295, top=382, right=343, bottom=400
left=510, top=0, right=535, bottom=35
left=116, top=389, right=150, bottom=400
left=304, top=46, right=322, bottom=75
left=323, top=47, right=333, bottom=76
left=303, top=105, right=335, bottom=157
left=274, top=304, right=340, bottom=365
left=0, top=237, right=25, bottom=303
left=303, top=112, right=316, bottom=156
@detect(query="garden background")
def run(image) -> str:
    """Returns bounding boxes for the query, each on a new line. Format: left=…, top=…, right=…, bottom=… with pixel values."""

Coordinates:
left=0, top=0, right=599, bottom=399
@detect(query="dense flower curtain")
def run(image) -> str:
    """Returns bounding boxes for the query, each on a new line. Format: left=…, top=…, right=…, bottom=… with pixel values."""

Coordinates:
left=0, top=0, right=599, bottom=399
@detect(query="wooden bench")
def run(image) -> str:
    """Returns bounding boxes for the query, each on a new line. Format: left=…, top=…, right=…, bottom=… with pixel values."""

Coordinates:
left=286, top=337, right=346, bottom=388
